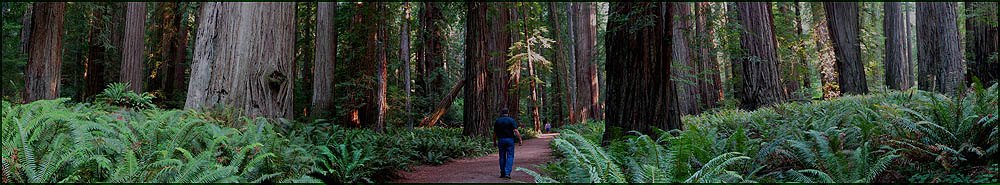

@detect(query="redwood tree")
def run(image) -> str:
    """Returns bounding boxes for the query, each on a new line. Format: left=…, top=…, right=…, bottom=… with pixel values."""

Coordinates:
left=547, top=2, right=569, bottom=127
left=312, top=2, right=337, bottom=118
left=824, top=2, right=868, bottom=95
left=24, top=2, right=66, bottom=102
left=884, top=2, right=914, bottom=90
left=671, top=2, right=699, bottom=115
left=183, top=2, right=296, bottom=119
left=735, top=2, right=787, bottom=110
left=695, top=2, right=722, bottom=110
left=966, top=2, right=999, bottom=84
left=916, top=2, right=964, bottom=95
left=121, top=2, right=147, bottom=93
left=604, top=2, right=680, bottom=142
left=573, top=2, right=599, bottom=122
left=464, top=2, right=514, bottom=137
left=416, top=2, right=447, bottom=121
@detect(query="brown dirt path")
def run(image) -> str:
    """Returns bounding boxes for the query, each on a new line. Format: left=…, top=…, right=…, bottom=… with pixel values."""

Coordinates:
left=396, top=133, right=559, bottom=183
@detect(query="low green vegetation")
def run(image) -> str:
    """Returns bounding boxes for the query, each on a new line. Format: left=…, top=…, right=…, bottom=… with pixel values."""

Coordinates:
left=524, top=83, right=998, bottom=183
left=1, top=83, right=495, bottom=183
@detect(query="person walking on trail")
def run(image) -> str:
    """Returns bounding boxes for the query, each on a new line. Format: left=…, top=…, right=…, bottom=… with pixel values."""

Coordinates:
left=493, top=108, right=522, bottom=179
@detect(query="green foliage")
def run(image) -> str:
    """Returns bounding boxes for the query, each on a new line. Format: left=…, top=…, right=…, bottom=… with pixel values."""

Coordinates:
left=96, top=83, right=155, bottom=109
left=1, top=97, right=494, bottom=183
left=530, top=84, right=999, bottom=183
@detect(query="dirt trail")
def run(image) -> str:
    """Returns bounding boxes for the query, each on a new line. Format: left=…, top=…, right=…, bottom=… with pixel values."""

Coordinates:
left=396, top=133, right=559, bottom=183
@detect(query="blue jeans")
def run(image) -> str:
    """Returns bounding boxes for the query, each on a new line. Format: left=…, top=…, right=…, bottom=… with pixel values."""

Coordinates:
left=498, top=137, right=516, bottom=177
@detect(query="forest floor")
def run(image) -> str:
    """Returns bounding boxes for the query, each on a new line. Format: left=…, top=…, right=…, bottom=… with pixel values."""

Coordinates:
left=396, top=133, right=559, bottom=183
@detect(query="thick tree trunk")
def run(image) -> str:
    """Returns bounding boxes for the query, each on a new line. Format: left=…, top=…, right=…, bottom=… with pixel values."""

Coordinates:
left=547, top=2, right=569, bottom=127
left=421, top=79, right=464, bottom=127
left=671, top=2, right=699, bottom=115
left=120, top=2, right=147, bottom=93
left=417, top=2, right=446, bottom=117
left=341, top=3, right=390, bottom=131
left=824, top=2, right=868, bottom=95
left=735, top=2, right=787, bottom=110
left=184, top=2, right=295, bottom=119
left=566, top=3, right=578, bottom=124
left=24, top=2, right=66, bottom=102
left=402, top=2, right=413, bottom=129
left=916, top=2, right=965, bottom=95
left=966, top=2, right=999, bottom=84
left=312, top=2, right=337, bottom=118
left=604, top=2, right=681, bottom=143
left=695, top=2, right=722, bottom=110
left=573, top=2, right=599, bottom=122
left=464, top=3, right=513, bottom=137
left=884, top=2, right=915, bottom=90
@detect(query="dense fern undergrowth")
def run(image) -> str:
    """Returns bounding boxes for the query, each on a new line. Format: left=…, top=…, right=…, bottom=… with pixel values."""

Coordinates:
left=1, top=84, right=495, bottom=183
left=524, top=83, right=999, bottom=183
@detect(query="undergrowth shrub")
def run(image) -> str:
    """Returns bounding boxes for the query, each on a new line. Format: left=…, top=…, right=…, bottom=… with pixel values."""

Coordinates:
left=1, top=85, right=496, bottom=183
left=524, top=83, right=999, bottom=183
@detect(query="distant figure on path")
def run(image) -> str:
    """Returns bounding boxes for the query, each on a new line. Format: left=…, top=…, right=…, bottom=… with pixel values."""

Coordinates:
left=493, top=108, right=522, bottom=179
left=544, top=123, right=552, bottom=133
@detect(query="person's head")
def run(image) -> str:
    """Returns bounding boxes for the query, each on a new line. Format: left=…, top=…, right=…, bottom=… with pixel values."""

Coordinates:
left=500, top=108, right=509, bottom=117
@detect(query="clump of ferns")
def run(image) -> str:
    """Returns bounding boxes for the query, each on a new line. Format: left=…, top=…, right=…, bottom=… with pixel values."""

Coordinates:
left=778, top=128, right=902, bottom=183
left=96, top=83, right=156, bottom=110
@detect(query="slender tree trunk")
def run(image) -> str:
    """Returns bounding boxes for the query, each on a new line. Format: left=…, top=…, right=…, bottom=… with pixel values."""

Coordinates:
left=604, top=2, right=680, bottom=143
left=521, top=6, right=541, bottom=132
left=24, top=2, right=66, bottom=102
left=417, top=2, right=446, bottom=118
left=170, top=3, right=189, bottom=102
left=966, top=2, right=998, bottom=84
left=916, top=2, right=965, bottom=95
left=547, top=2, right=568, bottom=127
left=885, top=2, right=914, bottom=90
left=312, top=2, right=337, bottom=118
left=735, top=2, right=787, bottom=110
left=811, top=3, right=840, bottom=99
left=121, top=2, right=147, bottom=93
left=84, top=7, right=108, bottom=99
left=421, top=79, right=464, bottom=127
left=696, top=2, right=722, bottom=110
left=671, top=2, right=699, bottom=115
left=402, top=2, right=413, bottom=129
left=566, top=3, right=578, bottom=124
left=824, top=2, right=868, bottom=95
left=184, top=2, right=295, bottom=119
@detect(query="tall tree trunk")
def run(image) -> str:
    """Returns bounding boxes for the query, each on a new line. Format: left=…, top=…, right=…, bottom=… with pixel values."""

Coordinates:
left=735, top=2, right=787, bottom=110
left=84, top=6, right=108, bottom=99
left=401, top=2, right=413, bottom=129
left=811, top=3, right=840, bottom=99
left=312, top=2, right=337, bottom=118
left=506, top=7, right=521, bottom=121
left=916, top=2, right=965, bottom=95
left=671, top=2, right=699, bottom=115
left=184, top=2, right=295, bottom=119
left=566, top=3, right=578, bottom=124
left=171, top=3, right=190, bottom=102
left=966, top=2, right=999, bottom=84
left=417, top=2, right=446, bottom=117
left=24, top=2, right=66, bottom=102
left=19, top=3, right=32, bottom=53
left=696, top=2, right=722, bottom=110
left=604, top=2, right=680, bottom=143
left=547, top=2, right=569, bottom=127
left=521, top=5, right=542, bottom=132
left=464, top=3, right=513, bottom=137
left=573, top=2, right=599, bottom=122
left=885, top=2, right=915, bottom=90
left=824, top=2, right=868, bottom=95
left=777, top=3, right=803, bottom=99
left=121, top=2, right=147, bottom=93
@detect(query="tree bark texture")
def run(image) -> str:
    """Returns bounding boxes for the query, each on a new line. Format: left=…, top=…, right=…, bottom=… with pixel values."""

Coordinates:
left=421, top=79, right=464, bottom=127
left=884, top=2, right=915, bottom=90
left=671, top=2, right=699, bottom=115
left=695, top=2, right=722, bottom=110
left=402, top=2, right=413, bottom=129
left=84, top=6, right=109, bottom=99
left=966, top=2, right=999, bottom=84
left=566, top=3, right=578, bottom=124
left=464, top=2, right=514, bottom=137
left=916, top=2, right=965, bottom=95
left=824, top=2, right=868, bottom=95
left=573, top=2, right=599, bottom=122
left=24, top=2, right=66, bottom=102
left=121, top=2, right=147, bottom=93
left=312, top=2, right=337, bottom=118
left=19, top=3, right=32, bottom=53
left=183, top=2, right=295, bottom=119
left=735, top=2, right=787, bottom=110
left=604, top=2, right=681, bottom=143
